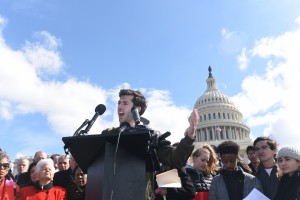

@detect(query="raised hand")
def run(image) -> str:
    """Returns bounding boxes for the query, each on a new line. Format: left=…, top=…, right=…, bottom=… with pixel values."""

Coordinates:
left=187, top=109, right=199, bottom=139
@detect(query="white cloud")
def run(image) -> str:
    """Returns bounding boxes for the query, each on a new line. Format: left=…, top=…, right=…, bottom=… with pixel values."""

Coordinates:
left=232, top=17, right=300, bottom=147
left=295, top=16, right=300, bottom=25
left=143, top=89, right=191, bottom=143
left=237, top=48, right=249, bottom=70
left=0, top=20, right=192, bottom=158
left=220, top=28, right=245, bottom=55
left=0, top=100, right=13, bottom=119
left=221, top=28, right=233, bottom=40
left=0, top=15, right=7, bottom=32
left=22, top=31, right=63, bottom=74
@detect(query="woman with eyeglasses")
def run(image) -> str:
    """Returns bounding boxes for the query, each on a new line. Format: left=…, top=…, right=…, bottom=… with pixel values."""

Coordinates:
left=0, top=151, right=20, bottom=199
left=274, top=146, right=300, bottom=200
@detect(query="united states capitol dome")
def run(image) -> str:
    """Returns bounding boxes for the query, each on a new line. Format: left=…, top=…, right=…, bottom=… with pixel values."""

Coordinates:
left=192, top=66, right=252, bottom=157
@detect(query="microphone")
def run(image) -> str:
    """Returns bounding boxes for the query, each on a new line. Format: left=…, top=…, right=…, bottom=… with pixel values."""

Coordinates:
left=140, top=117, right=150, bottom=126
left=84, top=104, right=106, bottom=133
left=131, top=106, right=141, bottom=125
left=158, top=131, right=171, bottom=142
left=119, top=122, right=130, bottom=133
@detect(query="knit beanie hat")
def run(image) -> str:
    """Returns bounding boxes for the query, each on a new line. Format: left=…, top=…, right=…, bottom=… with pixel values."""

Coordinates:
left=277, top=146, right=300, bottom=161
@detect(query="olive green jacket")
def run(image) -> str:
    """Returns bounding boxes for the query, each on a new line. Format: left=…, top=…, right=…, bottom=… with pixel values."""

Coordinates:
left=146, top=135, right=195, bottom=200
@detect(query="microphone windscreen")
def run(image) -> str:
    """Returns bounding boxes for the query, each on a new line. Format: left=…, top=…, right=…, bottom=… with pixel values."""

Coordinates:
left=95, top=104, right=106, bottom=115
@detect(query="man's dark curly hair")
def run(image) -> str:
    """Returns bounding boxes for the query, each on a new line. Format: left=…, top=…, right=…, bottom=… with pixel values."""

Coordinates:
left=253, top=136, right=278, bottom=151
left=217, top=140, right=240, bottom=156
left=119, top=89, right=147, bottom=115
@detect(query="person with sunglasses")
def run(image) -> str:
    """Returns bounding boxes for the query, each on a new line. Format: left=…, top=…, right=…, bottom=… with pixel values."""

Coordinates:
left=0, top=151, right=20, bottom=199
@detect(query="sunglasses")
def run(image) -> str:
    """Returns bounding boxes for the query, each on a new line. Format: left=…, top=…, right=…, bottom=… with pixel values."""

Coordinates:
left=0, top=163, right=10, bottom=169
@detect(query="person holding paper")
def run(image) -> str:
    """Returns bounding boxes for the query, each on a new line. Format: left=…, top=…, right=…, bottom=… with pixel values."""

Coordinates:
left=273, top=146, right=300, bottom=200
left=154, top=142, right=196, bottom=200
left=102, top=89, right=198, bottom=200
left=186, top=144, right=220, bottom=200
left=208, top=140, right=263, bottom=200
left=154, top=166, right=196, bottom=200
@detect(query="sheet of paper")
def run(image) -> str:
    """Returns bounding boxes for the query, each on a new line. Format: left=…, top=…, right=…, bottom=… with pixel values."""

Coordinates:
left=243, top=188, right=270, bottom=200
left=156, top=169, right=182, bottom=188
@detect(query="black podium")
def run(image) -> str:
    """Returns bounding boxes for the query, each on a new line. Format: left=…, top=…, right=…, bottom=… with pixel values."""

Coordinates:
left=62, top=128, right=155, bottom=200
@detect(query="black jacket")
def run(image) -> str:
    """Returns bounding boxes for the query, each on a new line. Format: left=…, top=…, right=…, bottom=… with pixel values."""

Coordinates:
left=16, top=172, right=30, bottom=186
left=255, top=163, right=279, bottom=200
left=274, top=170, right=300, bottom=200
left=186, top=167, right=214, bottom=192
left=53, top=168, right=73, bottom=188
left=155, top=167, right=196, bottom=200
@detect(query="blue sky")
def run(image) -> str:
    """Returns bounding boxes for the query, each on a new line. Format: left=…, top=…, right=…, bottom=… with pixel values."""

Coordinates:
left=1, top=0, right=300, bottom=160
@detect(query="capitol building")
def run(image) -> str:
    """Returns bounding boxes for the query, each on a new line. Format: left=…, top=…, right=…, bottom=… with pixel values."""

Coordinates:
left=192, top=66, right=252, bottom=159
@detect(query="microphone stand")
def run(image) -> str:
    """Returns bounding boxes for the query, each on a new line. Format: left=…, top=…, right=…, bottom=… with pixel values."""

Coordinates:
left=73, top=119, right=89, bottom=136
left=66, top=118, right=92, bottom=154
left=65, top=118, right=91, bottom=154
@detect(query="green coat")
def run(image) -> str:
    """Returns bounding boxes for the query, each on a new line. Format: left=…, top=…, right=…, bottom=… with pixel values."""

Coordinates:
left=146, top=135, right=195, bottom=200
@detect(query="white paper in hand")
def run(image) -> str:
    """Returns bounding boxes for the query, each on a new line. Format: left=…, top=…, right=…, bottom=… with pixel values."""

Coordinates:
left=243, top=188, right=270, bottom=200
left=156, top=169, right=182, bottom=188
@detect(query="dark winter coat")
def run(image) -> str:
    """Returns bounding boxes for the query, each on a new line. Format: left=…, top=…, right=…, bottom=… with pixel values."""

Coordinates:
left=186, top=167, right=214, bottom=192
left=274, top=170, right=300, bottom=200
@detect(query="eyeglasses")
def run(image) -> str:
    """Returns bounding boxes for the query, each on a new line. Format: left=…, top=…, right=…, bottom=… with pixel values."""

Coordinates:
left=254, top=145, right=269, bottom=152
left=0, top=163, right=10, bottom=169
left=247, top=152, right=256, bottom=157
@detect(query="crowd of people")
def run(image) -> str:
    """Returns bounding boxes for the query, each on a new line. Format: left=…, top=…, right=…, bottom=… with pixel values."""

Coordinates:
left=154, top=136, right=300, bottom=200
left=0, top=88, right=299, bottom=200
left=0, top=150, right=87, bottom=199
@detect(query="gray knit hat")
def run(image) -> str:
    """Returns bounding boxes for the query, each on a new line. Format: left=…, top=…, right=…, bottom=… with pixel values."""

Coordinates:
left=277, top=146, right=300, bottom=161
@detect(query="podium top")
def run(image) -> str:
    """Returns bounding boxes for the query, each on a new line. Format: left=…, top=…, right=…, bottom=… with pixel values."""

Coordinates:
left=62, top=127, right=154, bottom=173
